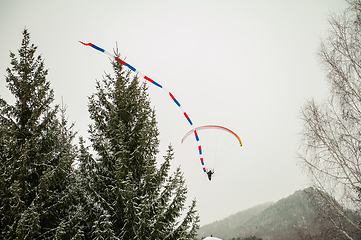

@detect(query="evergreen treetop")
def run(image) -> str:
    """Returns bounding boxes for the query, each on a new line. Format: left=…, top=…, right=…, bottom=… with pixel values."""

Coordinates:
left=81, top=51, right=199, bottom=239
left=0, top=28, right=77, bottom=239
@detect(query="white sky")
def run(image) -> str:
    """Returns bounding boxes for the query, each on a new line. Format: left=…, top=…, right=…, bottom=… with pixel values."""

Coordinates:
left=0, top=0, right=348, bottom=226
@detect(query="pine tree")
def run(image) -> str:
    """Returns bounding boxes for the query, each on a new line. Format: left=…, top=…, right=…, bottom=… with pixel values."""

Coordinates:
left=82, top=51, right=200, bottom=239
left=70, top=137, right=115, bottom=240
left=0, top=29, right=77, bottom=239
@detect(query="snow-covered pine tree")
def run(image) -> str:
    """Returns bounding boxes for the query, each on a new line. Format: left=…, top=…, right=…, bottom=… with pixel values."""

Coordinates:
left=69, top=137, right=116, bottom=239
left=83, top=51, right=200, bottom=239
left=0, top=29, right=77, bottom=239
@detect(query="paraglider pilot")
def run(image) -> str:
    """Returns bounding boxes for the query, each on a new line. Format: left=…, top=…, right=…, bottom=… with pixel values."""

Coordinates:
left=206, top=169, right=214, bottom=181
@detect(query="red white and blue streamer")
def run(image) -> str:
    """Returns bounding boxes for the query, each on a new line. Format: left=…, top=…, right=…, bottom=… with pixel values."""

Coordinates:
left=79, top=41, right=206, bottom=173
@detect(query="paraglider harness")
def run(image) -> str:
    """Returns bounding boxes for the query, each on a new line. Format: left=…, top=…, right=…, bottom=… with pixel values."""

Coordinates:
left=206, top=169, right=214, bottom=181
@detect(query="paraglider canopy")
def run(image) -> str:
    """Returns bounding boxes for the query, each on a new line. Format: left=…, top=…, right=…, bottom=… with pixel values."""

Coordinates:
left=182, top=125, right=242, bottom=178
left=181, top=125, right=242, bottom=146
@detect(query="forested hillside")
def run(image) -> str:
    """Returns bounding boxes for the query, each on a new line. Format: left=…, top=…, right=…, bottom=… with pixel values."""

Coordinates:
left=197, top=202, right=273, bottom=239
left=198, top=188, right=360, bottom=240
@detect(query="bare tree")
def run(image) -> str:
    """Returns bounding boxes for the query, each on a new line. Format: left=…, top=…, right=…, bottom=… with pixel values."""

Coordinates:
left=299, top=0, right=361, bottom=238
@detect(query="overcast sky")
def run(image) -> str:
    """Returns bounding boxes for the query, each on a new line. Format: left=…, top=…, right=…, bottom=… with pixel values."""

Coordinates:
left=0, top=0, right=348, bottom=226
